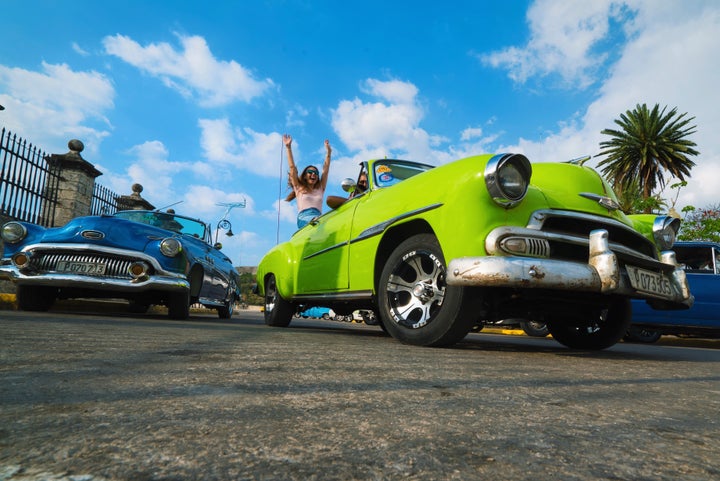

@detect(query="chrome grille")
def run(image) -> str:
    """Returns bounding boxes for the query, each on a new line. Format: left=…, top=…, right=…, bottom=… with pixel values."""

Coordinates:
left=29, top=251, right=138, bottom=279
left=529, top=210, right=657, bottom=261
left=526, top=238, right=551, bottom=257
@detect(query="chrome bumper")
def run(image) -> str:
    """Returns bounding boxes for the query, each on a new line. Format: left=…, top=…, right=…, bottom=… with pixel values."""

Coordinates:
left=0, top=263, right=189, bottom=293
left=446, top=229, right=693, bottom=308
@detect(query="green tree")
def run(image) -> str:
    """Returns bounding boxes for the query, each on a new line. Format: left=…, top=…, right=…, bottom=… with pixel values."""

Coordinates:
left=611, top=177, right=666, bottom=214
left=678, top=204, right=720, bottom=242
left=597, top=103, right=699, bottom=213
left=238, top=271, right=263, bottom=305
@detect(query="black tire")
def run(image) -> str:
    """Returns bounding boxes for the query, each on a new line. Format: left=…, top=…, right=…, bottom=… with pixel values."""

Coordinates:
left=521, top=320, right=549, bottom=337
left=217, top=300, right=233, bottom=319
left=546, top=298, right=632, bottom=350
left=624, top=326, right=662, bottom=343
left=377, top=234, right=478, bottom=347
left=167, top=291, right=190, bottom=320
left=16, top=285, right=56, bottom=311
left=264, top=274, right=294, bottom=327
left=127, top=300, right=150, bottom=314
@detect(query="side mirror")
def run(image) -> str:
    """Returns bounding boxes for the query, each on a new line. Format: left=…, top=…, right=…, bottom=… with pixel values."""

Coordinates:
left=340, top=178, right=357, bottom=193
left=214, top=242, right=223, bottom=250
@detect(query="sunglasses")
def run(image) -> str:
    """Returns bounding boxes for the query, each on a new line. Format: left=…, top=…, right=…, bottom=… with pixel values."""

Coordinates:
left=306, top=170, right=319, bottom=176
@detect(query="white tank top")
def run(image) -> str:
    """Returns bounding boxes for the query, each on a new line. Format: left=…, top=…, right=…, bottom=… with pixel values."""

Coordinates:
left=295, top=186, right=324, bottom=212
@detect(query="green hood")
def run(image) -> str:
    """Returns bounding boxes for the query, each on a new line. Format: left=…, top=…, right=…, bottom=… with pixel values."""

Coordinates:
left=531, top=162, right=629, bottom=223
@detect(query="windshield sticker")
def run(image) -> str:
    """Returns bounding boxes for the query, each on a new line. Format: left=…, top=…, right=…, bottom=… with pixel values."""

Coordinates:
left=376, top=165, right=394, bottom=183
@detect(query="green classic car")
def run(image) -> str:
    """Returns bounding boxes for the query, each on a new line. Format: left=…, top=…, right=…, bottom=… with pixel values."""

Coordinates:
left=257, top=153, right=693, bottom=349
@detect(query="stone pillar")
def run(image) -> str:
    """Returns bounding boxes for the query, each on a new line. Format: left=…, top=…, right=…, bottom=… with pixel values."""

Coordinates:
left=44, top=139, right=102, bottom=227
left=116, top=183, right=155, bottom=211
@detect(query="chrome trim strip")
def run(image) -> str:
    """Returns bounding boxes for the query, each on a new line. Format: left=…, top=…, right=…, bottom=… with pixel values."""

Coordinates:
left=527, top=209, right=640, bottom=233
left=0, top=265, right=190, bottom=292
left=301, top=203, right=443, bottom=261
left=303, top=241, right=349, bottom=260
left=292, top=290, right=374, bottom=302
left=352, top=203, right=443, bottom=243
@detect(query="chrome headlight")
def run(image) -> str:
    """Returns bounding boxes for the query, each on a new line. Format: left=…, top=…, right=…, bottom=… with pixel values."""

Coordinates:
left=159, top=237, right=183, bottom=257
left=652, top=216, right=681, bottom=250
left=484, top=153, right=532, bottom=208
left=1, top=222, right=27, bottom=243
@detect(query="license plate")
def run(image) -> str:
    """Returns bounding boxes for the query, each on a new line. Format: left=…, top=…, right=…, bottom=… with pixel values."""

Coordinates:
left=56, top=260, right=107, bottom=275
left=626, top=265, right=672, bottom=298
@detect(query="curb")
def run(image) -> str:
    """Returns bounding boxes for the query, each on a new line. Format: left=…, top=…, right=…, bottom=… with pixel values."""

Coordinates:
left=0, top=293, right=16, bottom=310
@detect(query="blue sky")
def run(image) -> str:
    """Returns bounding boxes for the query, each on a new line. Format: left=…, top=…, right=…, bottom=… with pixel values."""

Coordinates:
left=1, top=0, right=719, bottom=266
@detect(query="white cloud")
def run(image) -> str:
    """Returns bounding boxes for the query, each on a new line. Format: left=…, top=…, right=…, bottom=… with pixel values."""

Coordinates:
left=0, top=62, right=114, bottom=155
left=198, top=118, right=286, bottom=177
left=461, top=127, right=483, bottom=141
left=102, top=33, right=275, bottom=107
left=480, top=0, right=628, bottom=88
left=72, top=42, right=90, bottom=56
left=331, top=78, right=432, bottom=156
left=99, top=140, right=187, bottom=205
left=491, top=0, right=720, bottom=211
left=183, top=184, right=253, bottom=218
left=286, top=104, right=309, bottom=127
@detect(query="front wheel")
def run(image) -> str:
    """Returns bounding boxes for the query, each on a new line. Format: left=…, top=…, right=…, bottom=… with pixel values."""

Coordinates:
left=167, top=291, right=190, bottom=320
left=17, top=285, right=56, bottom=311
left=217, top=300, right=234, bottom=319
left=264, top=274, right=294, bottom=327
left=377, top=234, right=478, bottom=347
left=546, top=298, right=631, bottom=350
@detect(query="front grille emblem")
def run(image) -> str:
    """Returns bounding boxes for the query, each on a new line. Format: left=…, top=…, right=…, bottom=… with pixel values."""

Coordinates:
left=81, top=230, right=105, bottom=240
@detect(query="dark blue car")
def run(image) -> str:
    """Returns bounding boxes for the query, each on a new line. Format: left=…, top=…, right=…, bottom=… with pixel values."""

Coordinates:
left=629, top=241, right=720, bottom=341
left=0, top=210, right=241, bottom=319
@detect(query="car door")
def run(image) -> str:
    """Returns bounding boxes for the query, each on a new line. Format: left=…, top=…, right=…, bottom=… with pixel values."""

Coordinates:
left=294, top=199, right=359, bottom=293
left=679, top=245, right=720, bottom=327
left=633, top=244, right=720, bottom=329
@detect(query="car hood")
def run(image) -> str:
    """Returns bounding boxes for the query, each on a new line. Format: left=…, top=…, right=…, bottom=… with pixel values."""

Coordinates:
left=530, top=162, right=629, bottom=222
left=34, top=215, right=172, bottom=251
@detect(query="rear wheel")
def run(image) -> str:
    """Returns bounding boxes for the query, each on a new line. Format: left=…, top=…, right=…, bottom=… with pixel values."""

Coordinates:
left=546, top=298, right=631, bottom=350
left=264, top=274, right=294, bottom=327
left=624, top=326, right=662, bottom=343
left=378, top=234, right=478, bottom=347
left=521, top=320, right=549, bottom=337
left=16, top=285, right=56, bottom=311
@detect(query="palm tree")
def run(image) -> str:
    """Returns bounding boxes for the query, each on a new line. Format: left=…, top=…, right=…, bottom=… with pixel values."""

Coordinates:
left=596, top=103, right=699, bottom=213
left=612, top=177, right=666, bottom=215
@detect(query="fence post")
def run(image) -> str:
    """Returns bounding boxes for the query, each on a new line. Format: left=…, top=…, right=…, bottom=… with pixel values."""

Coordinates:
left=117, top=183, right=155, bottom=211
left=44, top=139, right=102, bottom=226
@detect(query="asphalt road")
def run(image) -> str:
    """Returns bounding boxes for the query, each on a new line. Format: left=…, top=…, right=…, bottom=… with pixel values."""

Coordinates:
left=1, top=305, right=719, bottom=481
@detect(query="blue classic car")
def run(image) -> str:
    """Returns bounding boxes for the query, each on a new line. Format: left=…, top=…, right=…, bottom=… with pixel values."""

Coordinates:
left=629, top=241, right=720, bottom=341
left=0, top=210, right=241, bottom=319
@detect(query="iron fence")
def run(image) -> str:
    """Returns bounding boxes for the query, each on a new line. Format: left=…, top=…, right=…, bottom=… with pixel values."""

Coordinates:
left=0, top=127, right=59, bottom=227
left=1, top=127, right=123, bottom=225
left=92, top=182, right=121, bottom=216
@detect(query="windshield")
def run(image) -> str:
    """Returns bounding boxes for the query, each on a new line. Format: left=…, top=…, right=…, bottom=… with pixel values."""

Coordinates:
left=114, top=210, right=209, bottom=240
left=372, top=160, right=434, bottom=188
